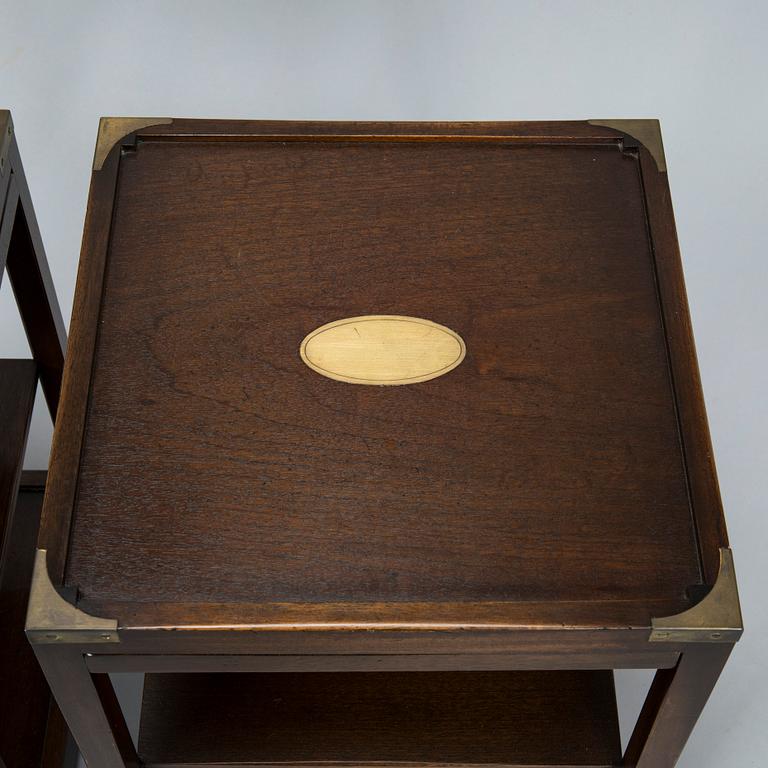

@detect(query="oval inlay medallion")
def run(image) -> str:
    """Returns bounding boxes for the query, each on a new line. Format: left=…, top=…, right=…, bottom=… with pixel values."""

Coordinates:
left=300, top=315, right=466, bottom=385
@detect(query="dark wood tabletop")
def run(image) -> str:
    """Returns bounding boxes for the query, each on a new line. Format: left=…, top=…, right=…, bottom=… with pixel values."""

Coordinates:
left=39, top=120, right=727, bottom=635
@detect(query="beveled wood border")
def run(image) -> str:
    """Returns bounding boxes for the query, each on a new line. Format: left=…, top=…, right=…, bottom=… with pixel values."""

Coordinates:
left=635, top=141, right=729, bottom=585
left=37, top=141, right=122, bottom=582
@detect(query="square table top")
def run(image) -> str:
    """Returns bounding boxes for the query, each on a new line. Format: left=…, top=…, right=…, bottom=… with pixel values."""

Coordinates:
left=39, top=119, right=728, bottom=634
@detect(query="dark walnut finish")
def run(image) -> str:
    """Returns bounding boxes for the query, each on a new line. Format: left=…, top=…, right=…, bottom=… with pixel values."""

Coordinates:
left=30, top=119, right=741, bottom=768
left=69, top=136, right=699, bottom=617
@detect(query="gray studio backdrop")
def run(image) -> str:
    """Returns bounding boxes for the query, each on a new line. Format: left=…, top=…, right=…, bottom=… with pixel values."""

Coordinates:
left=1, top=2, right=765, bottom=766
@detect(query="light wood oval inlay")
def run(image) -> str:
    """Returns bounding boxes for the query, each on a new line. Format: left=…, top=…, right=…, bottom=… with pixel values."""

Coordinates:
left=300, top=315, right=466, bottom=385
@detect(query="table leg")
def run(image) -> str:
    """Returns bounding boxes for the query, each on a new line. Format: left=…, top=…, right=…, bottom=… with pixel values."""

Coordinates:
left=32, top=644, right=138, bottom=768
left=623, top=643, right=734, bottom=767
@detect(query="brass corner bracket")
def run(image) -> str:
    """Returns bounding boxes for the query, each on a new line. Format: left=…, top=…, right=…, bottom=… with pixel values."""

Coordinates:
left=0, top=109, right=13, bottom=177
left=93, top=116, right=172, bottom=171
left=588, top=118, right=667, bottom=173
left=25, top=549, right=119, bottom=644
left=650, top=548, right=743, bottom=643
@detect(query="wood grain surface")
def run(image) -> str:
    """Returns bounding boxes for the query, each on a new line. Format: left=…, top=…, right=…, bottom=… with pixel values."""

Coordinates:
left=60, top=134, right=703, bottom=621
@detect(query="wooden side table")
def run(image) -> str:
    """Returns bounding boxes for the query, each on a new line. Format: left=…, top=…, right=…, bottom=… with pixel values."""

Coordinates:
left=27, top=119, right=742, bottom=768
left=0, top=109, right=74, bottom=768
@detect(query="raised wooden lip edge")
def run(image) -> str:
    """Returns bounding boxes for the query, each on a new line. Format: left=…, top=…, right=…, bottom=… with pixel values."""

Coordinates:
left=633, top=135, right=729, bottom=588
left=42, top=118, right=732, bottom=640
left=53, top=549, right=741, bottom=640
left=91, top=116, right=648, bottom=173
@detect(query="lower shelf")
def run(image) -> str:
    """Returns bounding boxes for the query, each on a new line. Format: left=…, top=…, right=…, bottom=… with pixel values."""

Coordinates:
left=138, top=670, right=621, bottom=767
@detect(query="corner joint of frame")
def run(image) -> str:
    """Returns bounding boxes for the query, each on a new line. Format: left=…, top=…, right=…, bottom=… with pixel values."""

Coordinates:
left=93, top=116, right=172, bottom=171
left=650, top=547, right=743, bottom=644
left=25, top=549, right=119, bottom=645
left=588, top=118, right=667, bottom=172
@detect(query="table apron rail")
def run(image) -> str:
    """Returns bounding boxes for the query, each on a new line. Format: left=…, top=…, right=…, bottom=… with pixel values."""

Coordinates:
left=84, top=651, right=680, bottom=674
